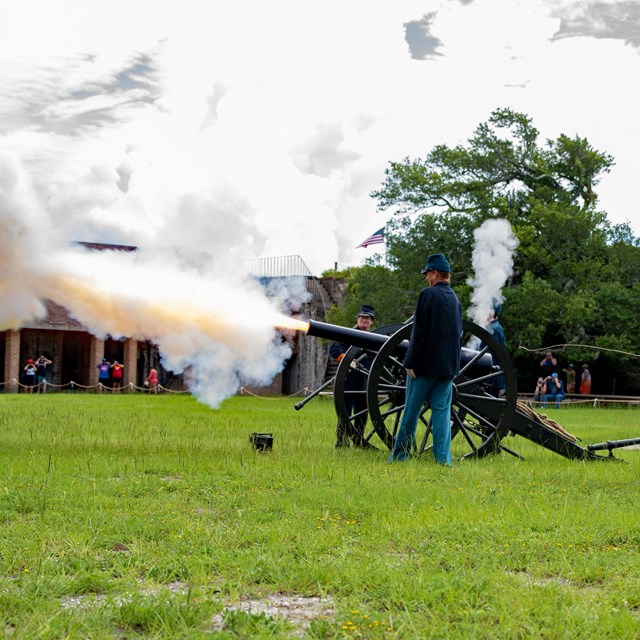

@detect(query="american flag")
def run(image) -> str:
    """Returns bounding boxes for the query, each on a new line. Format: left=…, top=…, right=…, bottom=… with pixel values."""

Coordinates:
left=356, top=227, right=385, bottom=248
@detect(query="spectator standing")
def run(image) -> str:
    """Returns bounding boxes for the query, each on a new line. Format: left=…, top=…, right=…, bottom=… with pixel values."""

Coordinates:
left=580, top=364, right=592, bottom=395
left=145, top=367, right=159, bottom=394
left=23, top=359, right=37, bottom=393
left=97, top=358, right=111, bottom=391
left=111, top=361, right=124, bottom=392
left=35, top=354, right=52, bottom=393
left=389, top=253, right=462, bottom=466
left=329, top=304, right=375, bottom=448
left=540, top=352, right=558, bottom=376
left=563, top=363, right=576, bottom=394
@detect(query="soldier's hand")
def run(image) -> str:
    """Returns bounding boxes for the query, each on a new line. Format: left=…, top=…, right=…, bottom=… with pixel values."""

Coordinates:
left=406, top=368, right=416, bottom=380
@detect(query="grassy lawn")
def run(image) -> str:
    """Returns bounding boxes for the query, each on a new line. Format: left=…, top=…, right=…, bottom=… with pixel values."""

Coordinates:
left=1, top=393, right=639, bottom=638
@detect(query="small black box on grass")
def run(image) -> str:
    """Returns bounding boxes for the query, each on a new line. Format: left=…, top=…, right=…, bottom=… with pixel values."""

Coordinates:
left=249, top=432, right=274, bottom=451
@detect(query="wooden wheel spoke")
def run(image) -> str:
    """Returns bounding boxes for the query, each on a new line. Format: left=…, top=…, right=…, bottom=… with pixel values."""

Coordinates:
left=382, top=358, right=405, bottom=375
left=455, top=401, right=500, bottom=434
left=380, top=404, right=405, bottom=420
left=351, top=407, right=368, bottom=422
left=452, top=411, right=478, bottom=451
left=386, top=355, right=406, bottom=370
left=456, top=369, right=505, bottom=388
left=392, top=411, right=401, bottom=439
left=457, top=420, right=491, bottom=439
left=418, top=415, right=433, bottom=451
left=377, top=383, right=407, bottom=392
left=457, top=392, right=507, bottom=408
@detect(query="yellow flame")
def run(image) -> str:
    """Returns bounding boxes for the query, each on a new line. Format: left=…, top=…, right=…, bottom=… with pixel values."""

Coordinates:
left=273, top=316, right=310, bottom=333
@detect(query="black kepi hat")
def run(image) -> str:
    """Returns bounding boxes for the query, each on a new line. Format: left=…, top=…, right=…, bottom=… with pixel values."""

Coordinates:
left=357, top=304, right=375, bottom=318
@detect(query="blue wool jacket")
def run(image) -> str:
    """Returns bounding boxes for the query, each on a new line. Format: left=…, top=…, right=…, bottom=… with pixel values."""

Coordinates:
left=404, top=282, right=462, bottom=377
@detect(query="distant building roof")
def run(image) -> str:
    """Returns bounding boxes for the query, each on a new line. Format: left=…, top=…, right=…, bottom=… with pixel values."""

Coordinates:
left=76, top=242, right=137, bottom=252
left=19, top=242, right=137, bottom=331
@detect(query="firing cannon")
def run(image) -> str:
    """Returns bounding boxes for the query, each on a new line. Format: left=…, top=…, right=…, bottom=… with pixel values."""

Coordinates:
left=295, top=319, right=640, bottom=461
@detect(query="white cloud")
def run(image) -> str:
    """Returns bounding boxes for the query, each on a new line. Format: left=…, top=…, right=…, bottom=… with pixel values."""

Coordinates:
left=0, top=0, right=638, bottom=280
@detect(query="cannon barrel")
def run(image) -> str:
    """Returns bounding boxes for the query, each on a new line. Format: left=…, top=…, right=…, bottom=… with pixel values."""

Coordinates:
left=307, top=320, right=390, bottom=350
left=307, top=319, right=494, bottom=370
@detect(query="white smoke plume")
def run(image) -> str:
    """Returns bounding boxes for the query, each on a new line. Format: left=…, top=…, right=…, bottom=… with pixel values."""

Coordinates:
left=467, top=218, right=519, bottom=329
left=0, top=150, right=56, bottom=327
left=0, top=152, right=308, bottom=408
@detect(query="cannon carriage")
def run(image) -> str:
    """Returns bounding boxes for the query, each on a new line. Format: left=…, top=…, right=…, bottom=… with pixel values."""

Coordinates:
left=296, top=319, right=640, bottom=461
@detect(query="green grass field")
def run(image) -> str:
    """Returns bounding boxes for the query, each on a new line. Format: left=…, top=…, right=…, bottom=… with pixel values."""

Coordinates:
left=1, top=394, right=639, bottom=638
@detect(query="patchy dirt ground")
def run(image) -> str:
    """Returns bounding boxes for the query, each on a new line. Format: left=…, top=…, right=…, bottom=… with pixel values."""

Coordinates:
left=61, top=583, right=335, bottom=636
left=211, top=593, right=335, bottom=636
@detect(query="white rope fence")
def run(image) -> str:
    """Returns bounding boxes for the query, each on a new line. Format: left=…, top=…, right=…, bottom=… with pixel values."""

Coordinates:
left=0, top=378, right=189, bottom=394
left=0, top=378, right=315, bottom=399
left=238, top=386, right=314, bottom=400
left=519, top=394, right=640, bottom=409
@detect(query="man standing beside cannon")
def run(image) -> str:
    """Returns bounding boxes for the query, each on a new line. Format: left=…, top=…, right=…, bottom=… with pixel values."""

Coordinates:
left=329, top=304, right=376, bottom=448
left=389, top=254, right=462, bottom=466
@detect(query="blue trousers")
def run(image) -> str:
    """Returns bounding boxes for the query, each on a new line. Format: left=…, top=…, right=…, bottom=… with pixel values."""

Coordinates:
left=541, top=393, right=564, bottom=409
left=389, top=375, right=454, bottom=465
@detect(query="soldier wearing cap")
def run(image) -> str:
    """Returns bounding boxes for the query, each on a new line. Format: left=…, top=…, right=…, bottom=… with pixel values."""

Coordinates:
left=329, top=304, right=375, bottom=447
left=389, top=253, right=462, bottom=466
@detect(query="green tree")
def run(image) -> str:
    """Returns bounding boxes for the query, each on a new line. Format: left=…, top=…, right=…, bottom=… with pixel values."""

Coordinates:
left=330, top=108, right=640, bottom=393
left=324, top=264, right=412, bottom=328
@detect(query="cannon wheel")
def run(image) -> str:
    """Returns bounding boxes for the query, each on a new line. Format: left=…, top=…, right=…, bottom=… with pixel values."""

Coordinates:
left=366, top=320, right=518, bottom=459
left=333, top=324, right=404, bottom=448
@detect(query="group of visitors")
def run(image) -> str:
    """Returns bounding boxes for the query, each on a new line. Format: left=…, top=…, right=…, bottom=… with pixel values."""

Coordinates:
left=533, top=353, right=592, bottom=409
left=21, top=355, right=157, bottom=394
left=98, top=358, right=158, bottom=393
left=97, top=358, right=125, bottom=392
left=22, top=354, right=52, bottom=393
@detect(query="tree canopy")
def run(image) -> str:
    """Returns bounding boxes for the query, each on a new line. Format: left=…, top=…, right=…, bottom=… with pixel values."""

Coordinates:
left=330, top=108, right=640, bottom=394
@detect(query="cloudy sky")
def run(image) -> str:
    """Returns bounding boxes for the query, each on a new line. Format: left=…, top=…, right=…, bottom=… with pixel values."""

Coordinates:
left=2, top=0, right=639, bottom=275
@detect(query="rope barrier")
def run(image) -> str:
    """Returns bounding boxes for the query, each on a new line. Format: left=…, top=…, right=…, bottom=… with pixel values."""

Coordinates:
left=520, top=395, right=640, bottom=408
left=157, top=385, right=189, bottom=394
left=0, top=378, right=306, bottom=398
left=0, top=378, right=186, bottom=394
left=517, top=343, right=640, bottom=359
left=238, top=386, right=313, bottom=399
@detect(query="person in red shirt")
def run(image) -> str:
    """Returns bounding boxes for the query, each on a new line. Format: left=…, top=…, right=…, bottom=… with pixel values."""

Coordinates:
left=145, top=367, right=159, bottom=394
left=111, top=361, right=124, bottom=392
